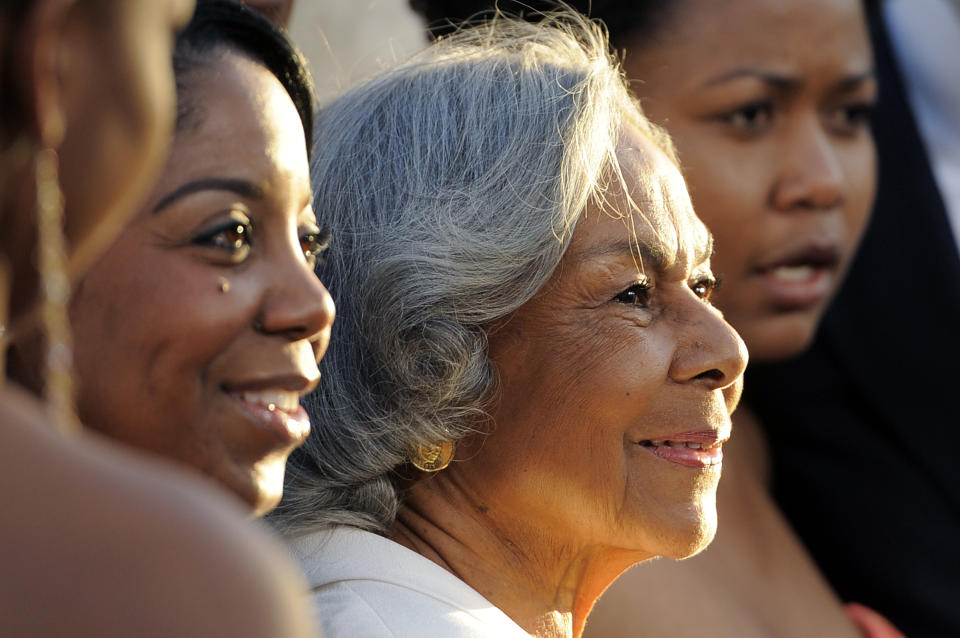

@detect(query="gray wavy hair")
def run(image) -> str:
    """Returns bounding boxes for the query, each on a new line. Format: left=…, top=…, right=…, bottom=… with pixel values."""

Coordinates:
left=272, top=11, right=676, bottom=535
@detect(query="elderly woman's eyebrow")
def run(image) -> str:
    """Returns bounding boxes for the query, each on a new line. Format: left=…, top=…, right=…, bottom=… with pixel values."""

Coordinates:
left=152, top=177, right=266, bottom=213
left=696, top=232, right=715, bottom=268
left=577, top=239, right=671, bottom=273
left=579, top=232, right=714, bottom=274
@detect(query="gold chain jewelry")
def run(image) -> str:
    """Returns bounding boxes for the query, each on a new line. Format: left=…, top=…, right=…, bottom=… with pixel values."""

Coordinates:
left=411, top=440, right=455, bottom=472
left=35, top=147, right=80, bottom=433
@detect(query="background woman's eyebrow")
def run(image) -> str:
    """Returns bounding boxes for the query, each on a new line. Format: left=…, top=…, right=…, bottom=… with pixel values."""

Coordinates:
left=701, top=69, right=875, bottom=95
left=700, top=69, right=800, bottom=90
left=152, top=177, right=266, bottom=213
left=832, top=70, right=876, bottom=94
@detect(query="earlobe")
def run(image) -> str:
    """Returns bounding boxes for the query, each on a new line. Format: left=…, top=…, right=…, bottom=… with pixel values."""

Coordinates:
left=14, top=0, right=77, bottom=148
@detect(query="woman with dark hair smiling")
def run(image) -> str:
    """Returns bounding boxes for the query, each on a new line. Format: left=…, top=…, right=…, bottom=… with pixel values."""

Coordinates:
left=70, top=0, right=335, bottom=518
left=411, top=1, right=903, bottom=636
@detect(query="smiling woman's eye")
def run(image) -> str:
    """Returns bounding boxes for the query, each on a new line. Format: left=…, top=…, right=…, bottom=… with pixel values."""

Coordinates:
left=719, top=100, right=774, bottom=135
left=691, top=274, right=720, bottom=302
left=193, top=215, right=253, bottom=262
left=614, top=277, right=652, bottom=307
left=300, top=226, right=332, bottom=267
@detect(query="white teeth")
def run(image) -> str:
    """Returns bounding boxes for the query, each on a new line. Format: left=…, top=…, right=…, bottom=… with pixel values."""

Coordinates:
left=686, top=442, right=703, bottom=450
left=241, top=390, right=299, bottom=412
left=771, top=265, right=815, bottom=281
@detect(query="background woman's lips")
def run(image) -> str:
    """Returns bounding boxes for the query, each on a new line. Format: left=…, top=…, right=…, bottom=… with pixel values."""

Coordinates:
left=753, top=243, right=841, bottom=310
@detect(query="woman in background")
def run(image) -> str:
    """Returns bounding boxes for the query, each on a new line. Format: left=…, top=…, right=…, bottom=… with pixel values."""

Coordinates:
left=0, top=1, right=318, bottom=635
left=71, top=0, right=335, bottom=518
left=274, top=14, right=746, bottom=638
left=412, top=0, right=902, bottom=636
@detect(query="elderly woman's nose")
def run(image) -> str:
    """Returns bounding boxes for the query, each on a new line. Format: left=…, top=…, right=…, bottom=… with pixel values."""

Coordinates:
left=256, top=255, right=336, bottom=343
left=771, top=117, right=845, bottom=211
left=671, top=305, right=748, bottom=392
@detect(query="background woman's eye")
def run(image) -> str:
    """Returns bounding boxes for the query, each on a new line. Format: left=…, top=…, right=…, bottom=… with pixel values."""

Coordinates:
left=721, top=100, right=774, bottom=135
left=691, top=275, right=720, bottom=302
left=193, top=217, right=253, bottom=261
left=300, top=226, right=332, bottom=266
left=614, top=278, right=652, bottom=307
left=826, top=101, right=875, bottom=135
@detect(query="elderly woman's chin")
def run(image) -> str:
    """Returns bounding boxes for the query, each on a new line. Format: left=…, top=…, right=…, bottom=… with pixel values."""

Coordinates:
left=620, top=478, right=720, bottom=561
left=663, top=492, right=719, bottom=560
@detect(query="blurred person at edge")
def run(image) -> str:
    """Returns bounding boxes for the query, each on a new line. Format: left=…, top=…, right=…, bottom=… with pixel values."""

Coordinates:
left=272, top=14, right=747, bottom=638
left=411, top=1, right=904, bottom=637
left=0, top=1, right=319, bottom=636
left=70, top=0, right=335, bottom=519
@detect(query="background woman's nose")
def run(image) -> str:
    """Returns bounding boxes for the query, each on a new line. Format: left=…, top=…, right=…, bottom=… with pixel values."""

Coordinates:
left=771, top=118, right=845, bottom=211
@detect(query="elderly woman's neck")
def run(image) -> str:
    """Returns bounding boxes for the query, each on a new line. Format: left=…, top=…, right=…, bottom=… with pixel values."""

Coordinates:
left=390, top=477, right=644, bottom=638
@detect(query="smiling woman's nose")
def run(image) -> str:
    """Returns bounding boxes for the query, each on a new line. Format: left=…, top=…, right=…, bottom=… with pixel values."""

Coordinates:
left=255, top=261, right=336, bottom=347
left=671, top=306, right=749, bottom=392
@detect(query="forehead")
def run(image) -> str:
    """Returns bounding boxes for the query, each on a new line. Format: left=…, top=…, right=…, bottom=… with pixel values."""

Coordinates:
left=170, top=52, right=308, bottom=180
left=636, top=0, right=870, bottom=83
left=567, top=127, right=711, bottom=274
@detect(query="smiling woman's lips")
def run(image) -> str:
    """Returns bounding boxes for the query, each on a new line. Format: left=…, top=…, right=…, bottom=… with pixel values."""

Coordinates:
left=232, top=393, right=311, bottom=447
left=636, top=430, right=727, bottom=469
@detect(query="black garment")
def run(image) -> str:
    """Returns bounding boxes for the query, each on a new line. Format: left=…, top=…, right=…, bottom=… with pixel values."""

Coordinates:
left=745, top=4, right=960, bottom=637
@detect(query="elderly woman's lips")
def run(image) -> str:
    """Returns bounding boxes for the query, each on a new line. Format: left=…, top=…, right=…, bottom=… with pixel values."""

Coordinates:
left=636, top=431, right=726, bottom=469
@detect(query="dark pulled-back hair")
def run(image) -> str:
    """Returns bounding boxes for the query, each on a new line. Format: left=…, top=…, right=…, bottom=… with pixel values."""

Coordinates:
left=409, top=0, right=679, bottom=50
left=173, top=0, right=315, bottom=154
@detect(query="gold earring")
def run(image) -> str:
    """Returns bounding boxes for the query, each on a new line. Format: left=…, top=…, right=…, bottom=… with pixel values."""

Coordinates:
left=35, top=147, right=79, bottom=433
left=411, top=440, right=455, bottom=472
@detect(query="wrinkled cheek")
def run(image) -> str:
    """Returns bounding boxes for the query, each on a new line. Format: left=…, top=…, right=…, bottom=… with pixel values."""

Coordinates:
left=723, top=376, right=745, bottom=415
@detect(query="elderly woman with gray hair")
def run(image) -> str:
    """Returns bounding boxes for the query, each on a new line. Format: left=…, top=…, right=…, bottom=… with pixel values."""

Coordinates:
left=273, top=14, right=747, bottom=638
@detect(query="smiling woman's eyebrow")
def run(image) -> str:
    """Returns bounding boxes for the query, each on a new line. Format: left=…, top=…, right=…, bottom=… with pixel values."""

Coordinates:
left=152, top=177, right=266, bottom=213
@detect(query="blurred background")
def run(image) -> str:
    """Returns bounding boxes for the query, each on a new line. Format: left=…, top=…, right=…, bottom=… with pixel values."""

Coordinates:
left=288, top=0, right=426, bottom=104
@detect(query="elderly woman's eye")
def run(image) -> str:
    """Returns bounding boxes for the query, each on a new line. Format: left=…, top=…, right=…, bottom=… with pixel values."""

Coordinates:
left=300, top=226, right=332, bottom=267
left=614, top=278, right=652, bottom=306
left=193, top=217, right=252, bottom=261
left=691, top=275, right=720, bottom=301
